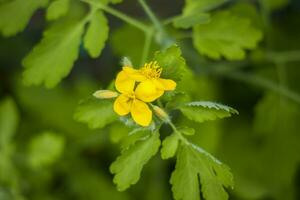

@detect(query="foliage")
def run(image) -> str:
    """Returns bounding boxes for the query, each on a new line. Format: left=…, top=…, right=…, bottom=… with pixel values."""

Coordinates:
left=28, top=131, right=65, bottom=169
left=171, top=143, right=233, bottom=200
left=179, top=101, right=238, bottom=123
left=193, top=11, right=263, bottom=60
left=1, top=0, right=300, bottom=200
left=110, top=131, right=161, bottom=191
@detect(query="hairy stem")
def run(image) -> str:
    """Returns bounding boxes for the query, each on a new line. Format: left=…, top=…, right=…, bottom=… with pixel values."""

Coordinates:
left=80, top=0, right=150, bottom=32
left=138, top=0, right=173, bottom=47
left=217, top=70, right=300, bottom=104
left=140, top=30, right=154, bottom=65
left=138, top=0, right=163, bottom=32
left=168, top=121, right=189, bottom=145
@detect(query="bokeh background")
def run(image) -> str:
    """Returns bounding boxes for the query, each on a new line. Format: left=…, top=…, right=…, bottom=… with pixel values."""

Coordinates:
left=1, top=0, right=300, bottom=199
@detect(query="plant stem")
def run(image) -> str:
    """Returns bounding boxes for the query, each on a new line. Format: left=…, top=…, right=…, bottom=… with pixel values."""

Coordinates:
left=138, top=0, right=173, bottom=47
left=138, top=0, right=163, bottom=32
left=140, top=30, right=154, bottom=65
left=217, top=70, right=300, bottom=104
left=80, top=0, right=150, bottom=32
left=266, top=51, right=300, bottom=63
left=168, top=120, right=189, bottom=145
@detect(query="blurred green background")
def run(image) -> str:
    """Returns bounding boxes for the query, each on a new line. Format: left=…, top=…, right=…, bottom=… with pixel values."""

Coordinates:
left=1, top=0, right=300, bottom=200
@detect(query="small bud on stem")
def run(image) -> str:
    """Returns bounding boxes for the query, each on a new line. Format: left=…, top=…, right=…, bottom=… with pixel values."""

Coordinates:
left=93, top=90, right=118, bottom=99
left=153, top=105, right=170, bottom=122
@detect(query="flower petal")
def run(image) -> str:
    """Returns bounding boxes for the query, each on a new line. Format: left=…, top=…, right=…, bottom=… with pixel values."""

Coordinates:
left=158, top=78, right=176, bottom=91
left=123, top=66, right=146, bottom=82
left=115, top=71, right=135, bottom=94
left=131, top=99, right=152, bottom=127
left=113, top=94, right=131, bottom=116
left=135, top=80, right=164, bottom=102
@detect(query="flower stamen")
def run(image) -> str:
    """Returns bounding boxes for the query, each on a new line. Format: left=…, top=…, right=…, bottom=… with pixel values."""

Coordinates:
left=140, top=61, right=162, bottom=79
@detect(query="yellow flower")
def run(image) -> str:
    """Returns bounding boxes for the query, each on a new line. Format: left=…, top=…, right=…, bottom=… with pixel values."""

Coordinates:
left=113, top=70, right=152, bottom=127
left=119, top=61, right=176, bottom=102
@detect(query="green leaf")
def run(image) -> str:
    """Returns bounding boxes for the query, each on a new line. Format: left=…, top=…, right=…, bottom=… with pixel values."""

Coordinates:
left=183, top=0, right=227, bottom=14
left=84, top=10, right=109, bottom=58
left=28, top=131, right=65, bottom=169
left=111, top=24, right=158, bottom=65
left=193, top=11, right=263, bottom=60
left=120, top=128, right=151, bottom=150
left=110, top=131, right=161, bottom=191
left=178, top=127, right=195, bottom=136
left=0, top=97, right=19, bottom=148
left=230, top=2, right=263, bottom=29
left=161, top=133, right=179, bottom=159
left=171, top=143, right=233, bottom=200
left=173, top=13, right=210, bottom=29
left=173, top=0, right=226, bottom=29
left=261, top=0, right=289, bottom=11
left=22, top=17, right=86, bottom=88
left=154, top=45, right=187, bottom=82
left=179, top=101, right=238, bottom=123
left=46, top=0, right=70, bottom=21
left=0, top=0, right=48, bottom=37
left=74, top=98, right=117, bottom=129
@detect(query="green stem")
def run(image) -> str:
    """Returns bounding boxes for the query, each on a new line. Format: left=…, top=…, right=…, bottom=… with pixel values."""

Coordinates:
left=138, top=0, right=173, bottom=47
left=140, top=30, right=154, bottom=65
left=168, top=121, right=189, bottom=145
left=80, top=0, right=150, bottom=32
left=266, top=51, right=300, bottom=63
left=138, top=0, right=163, bottom=32
left=217, top=70, right=300, bottom=104
left=275, top=61, right=288, bottom=104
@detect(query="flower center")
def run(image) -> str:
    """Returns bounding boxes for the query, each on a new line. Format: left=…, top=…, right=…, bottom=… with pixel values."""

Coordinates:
left=125, top=92, right=136, bottom=100
left=140, top=61, right=162, bottom=79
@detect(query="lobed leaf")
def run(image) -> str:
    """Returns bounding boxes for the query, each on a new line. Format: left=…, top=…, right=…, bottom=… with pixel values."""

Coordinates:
left=154, top=45, right=187, bottom=82
left=46, top=0, right=70, bottom=21
left=178, top=127, right=195, bottom=136
left=171, top=143, right=233, bottom=200
left=28, top=131, right=65, bottom=169
left=0, top=0, right=48, bottom=37
left=161, top=133, right=179, bottom=159
left=84, top=10, right=109, bottom=58
left=179, top=101, right=238, bottom=123
left=173, top=0, right=226, bottom=29
left=74, top=98, right=117, bottom=129
left=183, top=0, right=227, bottom=14
left=193, top=11, right=263, bottom=60
left=173, top=13, right=210, bottom=29
left=110, top=131, right=161, bottom=191
left=22, top=18, right=85, bottom=88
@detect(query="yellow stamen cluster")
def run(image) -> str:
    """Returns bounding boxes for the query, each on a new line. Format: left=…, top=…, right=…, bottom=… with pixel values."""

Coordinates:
left=140, top=61, right=162, bottom=79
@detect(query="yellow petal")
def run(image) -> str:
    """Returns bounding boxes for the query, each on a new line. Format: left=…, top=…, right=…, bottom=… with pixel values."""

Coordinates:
left=113, top=94, right=131, bottom=116
left=115, top=71, right=135, bottom=94
left=123, top=66, right=146, bottom=82
left=135, top=80, right=164, bottom=102
left=152, top=79, right=165, bottom=90
left=158, top=78, right=176, bottom=91
left=131, top=99, right=152, bottom=127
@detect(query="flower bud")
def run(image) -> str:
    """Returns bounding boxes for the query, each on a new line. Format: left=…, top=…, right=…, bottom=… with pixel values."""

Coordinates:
left=93, top=90, right=118, bottom=99
left=153, top=105, right=170, bottom=122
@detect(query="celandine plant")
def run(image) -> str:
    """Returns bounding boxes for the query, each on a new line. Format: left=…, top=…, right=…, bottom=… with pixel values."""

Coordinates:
left=1, top=0, right=273, bottom=199
left=75, top=45, right=238, bottom=200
